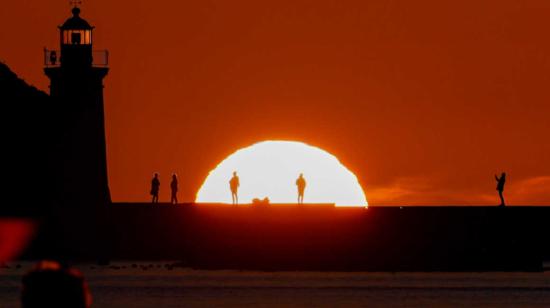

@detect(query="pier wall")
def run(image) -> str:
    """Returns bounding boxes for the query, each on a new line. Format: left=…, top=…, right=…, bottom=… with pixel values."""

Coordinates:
left=21, top=204, right=547, bottom=271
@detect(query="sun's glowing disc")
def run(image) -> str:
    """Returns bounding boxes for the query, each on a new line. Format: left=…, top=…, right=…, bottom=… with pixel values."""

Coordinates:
left=196, top=141, right=367, bottom=206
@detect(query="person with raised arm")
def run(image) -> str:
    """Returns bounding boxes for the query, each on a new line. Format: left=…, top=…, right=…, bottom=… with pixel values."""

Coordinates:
left=495, top=172, right=506, bottom=206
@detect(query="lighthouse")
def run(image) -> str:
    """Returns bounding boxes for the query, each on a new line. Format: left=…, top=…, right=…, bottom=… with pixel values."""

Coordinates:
left=44, top=7, right=111, bottom=207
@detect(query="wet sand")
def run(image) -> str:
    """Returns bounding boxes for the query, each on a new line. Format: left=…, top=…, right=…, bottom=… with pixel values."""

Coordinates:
left=1, top=262, right=549, bottom=307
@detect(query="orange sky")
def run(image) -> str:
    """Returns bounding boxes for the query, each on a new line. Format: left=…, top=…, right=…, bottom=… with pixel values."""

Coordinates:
left=1, top=0, right=549, bottom=205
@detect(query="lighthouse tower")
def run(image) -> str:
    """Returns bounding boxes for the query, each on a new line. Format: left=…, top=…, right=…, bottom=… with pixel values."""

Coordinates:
left=44, top=7, right=111, bottom=206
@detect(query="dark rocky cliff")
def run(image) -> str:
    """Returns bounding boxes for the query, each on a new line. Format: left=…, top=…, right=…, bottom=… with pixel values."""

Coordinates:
left=0, top=62, right=56, bottom=215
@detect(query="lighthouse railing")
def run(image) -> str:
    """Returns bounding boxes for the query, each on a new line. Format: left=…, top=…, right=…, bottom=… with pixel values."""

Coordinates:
left=43, top=49, right=109, bottom=67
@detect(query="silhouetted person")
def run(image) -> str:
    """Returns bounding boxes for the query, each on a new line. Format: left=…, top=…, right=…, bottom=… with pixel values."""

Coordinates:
left=170, top=173, right=178, bottom=204
left=229, top=171, right=240, bottom=205
left=49, top=51, right=57, bottom=66
left=21, top=261, right=92, bottom=308
left=296, top=173, right=306, bottom=204
left=495, top=172, right=506, bottom=206
left=151, top=173, right=160, bottom=203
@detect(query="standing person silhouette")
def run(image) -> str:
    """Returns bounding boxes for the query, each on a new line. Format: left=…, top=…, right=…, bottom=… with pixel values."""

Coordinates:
left=151, top=173, right=160, bottom=204
left=170, top=173, right=178, bottom=204
left=296, top=173, right=307, bottom=204
left=495, top=172, right=506, bottom=206
left=229, top=171, right=240, bottom=205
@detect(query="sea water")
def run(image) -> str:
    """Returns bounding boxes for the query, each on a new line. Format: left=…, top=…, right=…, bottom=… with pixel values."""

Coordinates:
left=1, top=262, right=549, bottom=307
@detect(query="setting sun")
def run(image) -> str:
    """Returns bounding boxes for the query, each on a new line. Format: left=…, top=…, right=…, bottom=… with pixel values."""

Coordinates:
left=196, top=141, right=368, bottom=206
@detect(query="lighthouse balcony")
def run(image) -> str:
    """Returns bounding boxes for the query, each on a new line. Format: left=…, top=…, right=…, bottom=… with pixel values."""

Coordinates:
left=44, top=48, right=109, bottom=67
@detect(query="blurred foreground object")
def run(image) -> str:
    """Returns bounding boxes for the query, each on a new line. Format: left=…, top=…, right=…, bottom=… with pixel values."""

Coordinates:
left=0, top=219, right=36, bottom=262
left=21, top=261, right=92, bottom=308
